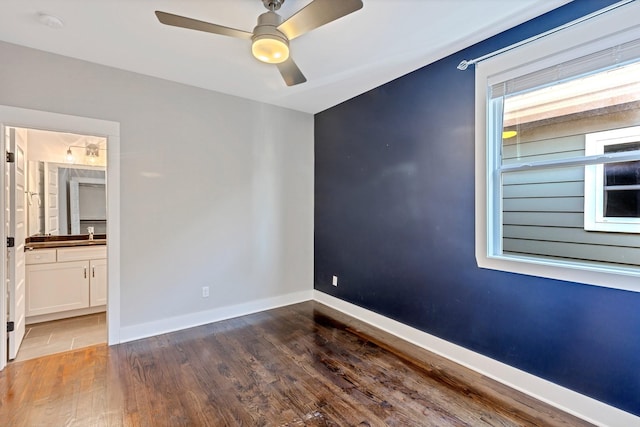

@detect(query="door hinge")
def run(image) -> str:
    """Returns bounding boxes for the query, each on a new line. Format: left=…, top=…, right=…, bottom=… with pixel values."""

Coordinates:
left=7, top=321, right=14, bottom=333
left=7, top=237, right=15, bottom=248
left=6, top=151, right=15, bottom=163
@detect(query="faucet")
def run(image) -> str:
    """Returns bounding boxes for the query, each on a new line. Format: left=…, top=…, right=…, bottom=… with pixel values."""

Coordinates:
left=87, top=226, right=95, bottom=241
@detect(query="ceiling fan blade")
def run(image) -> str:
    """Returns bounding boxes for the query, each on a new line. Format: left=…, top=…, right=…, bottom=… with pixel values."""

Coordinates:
left=276, top=58, right=307, bottom=86
left=155, top=11, right=253, bottom=40
left=277, top=0, right=363, bottom=40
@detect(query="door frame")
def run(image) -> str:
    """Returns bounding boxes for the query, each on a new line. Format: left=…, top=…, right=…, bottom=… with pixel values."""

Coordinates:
left=0, top=106, right=120, bottom=370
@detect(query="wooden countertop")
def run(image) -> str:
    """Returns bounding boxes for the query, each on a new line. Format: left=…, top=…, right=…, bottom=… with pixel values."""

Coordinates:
left=25, top=234, right=107, bottom=250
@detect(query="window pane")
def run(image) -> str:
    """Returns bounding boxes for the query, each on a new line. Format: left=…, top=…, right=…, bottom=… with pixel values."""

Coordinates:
left=501, top=165, right=640, bottom=268
left=605, top=189, right=640, bottom=217
left=603, top=141, right=640, bottom=218
left=498, top=59, right=640, bottom=264
left=604, top=161, right=640, bottom=186
left=604, top=141, right=640, bottom=153
left=501, top=62, right=640, bottom=167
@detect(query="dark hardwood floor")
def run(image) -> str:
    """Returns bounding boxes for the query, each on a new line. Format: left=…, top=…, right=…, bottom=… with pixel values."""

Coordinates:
left=1, top=301, right=592, bottom=426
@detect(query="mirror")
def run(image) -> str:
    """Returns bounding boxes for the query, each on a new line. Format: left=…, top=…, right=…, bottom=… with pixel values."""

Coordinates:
left=69, top=175, right=106, bottom=234
left=24, top=129, right=107, bottom=237
left=27, top=164, right=106, bottom=236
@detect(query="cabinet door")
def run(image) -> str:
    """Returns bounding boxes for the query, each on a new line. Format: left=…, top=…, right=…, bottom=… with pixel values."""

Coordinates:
left=26, top=261, right=90, bottom=316
left=90, top=259, right=107, bottom=307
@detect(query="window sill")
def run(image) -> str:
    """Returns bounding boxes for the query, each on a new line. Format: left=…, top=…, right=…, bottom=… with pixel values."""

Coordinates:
left=477, top=252, right=640, bottom=293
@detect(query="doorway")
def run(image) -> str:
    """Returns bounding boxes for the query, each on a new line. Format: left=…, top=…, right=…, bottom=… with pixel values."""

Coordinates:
left=0, top=106, right=120, bottom=371
left=11, top=127, right=107, bottom=362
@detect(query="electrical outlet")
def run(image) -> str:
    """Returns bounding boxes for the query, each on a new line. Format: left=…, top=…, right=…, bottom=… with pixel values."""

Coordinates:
left=332, top=275, right=338, bottom=286
left=202, top=286, right=209, bottom=298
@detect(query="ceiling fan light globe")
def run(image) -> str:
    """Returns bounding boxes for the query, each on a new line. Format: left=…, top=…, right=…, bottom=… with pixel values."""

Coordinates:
left=502, top=130, right=518, bottom=139
left=252, top=35, right=289, bottom=64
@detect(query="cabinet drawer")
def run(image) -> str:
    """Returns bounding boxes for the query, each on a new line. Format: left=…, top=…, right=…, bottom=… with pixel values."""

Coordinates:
left=57, top=246, right=107, bottom=262
left=25, top=249, right=57, bottom=265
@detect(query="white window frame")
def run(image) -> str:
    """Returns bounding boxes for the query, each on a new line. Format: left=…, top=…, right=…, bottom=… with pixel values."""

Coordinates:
left=475, top=2, right=640, bottom=292
left=584, top=126, right=640, bottom=233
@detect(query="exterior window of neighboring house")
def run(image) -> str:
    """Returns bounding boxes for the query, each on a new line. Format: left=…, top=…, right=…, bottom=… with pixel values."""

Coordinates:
left=474, top=3, right=640, bottom=292
left=584, top=126, right=640, bottom=233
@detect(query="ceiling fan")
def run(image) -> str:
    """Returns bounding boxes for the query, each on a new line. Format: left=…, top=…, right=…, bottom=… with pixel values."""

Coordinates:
left=155, top=0, right=363, bottom=87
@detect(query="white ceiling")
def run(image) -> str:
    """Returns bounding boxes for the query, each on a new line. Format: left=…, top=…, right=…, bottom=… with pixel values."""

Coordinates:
left=0, top=0, right=571, bottom=114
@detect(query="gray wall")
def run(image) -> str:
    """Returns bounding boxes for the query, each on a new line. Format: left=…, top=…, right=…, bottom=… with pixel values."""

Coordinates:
left=0, top=41, right=314, bottom=330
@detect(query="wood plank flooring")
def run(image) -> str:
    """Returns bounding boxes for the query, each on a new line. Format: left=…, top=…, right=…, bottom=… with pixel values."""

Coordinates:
left=0, top=301, right=592, bottom=426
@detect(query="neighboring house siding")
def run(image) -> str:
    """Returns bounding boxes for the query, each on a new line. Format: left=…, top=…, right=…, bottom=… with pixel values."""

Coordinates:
left=501, top=110, right=640, bottom=267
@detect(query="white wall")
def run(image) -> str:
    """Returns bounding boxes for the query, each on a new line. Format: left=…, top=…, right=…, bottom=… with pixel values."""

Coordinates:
left=27, top=129, right=108, bottom=167
left=0, top=41, right=314, bottom=335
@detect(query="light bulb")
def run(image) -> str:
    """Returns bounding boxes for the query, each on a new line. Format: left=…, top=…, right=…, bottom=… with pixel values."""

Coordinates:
left=66, top=148, right=74, bottom=163
left=252, top=35, right=289, bottom=64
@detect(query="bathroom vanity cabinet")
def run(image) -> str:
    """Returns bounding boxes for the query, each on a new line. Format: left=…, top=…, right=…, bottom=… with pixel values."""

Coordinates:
left=25, top=245, right=106, bottom=319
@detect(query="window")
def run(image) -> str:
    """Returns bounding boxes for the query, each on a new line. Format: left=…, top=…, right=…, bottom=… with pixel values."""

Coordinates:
left=585, top=126, right=640, bottom=233
left=475, top=2, right=640, bottom=292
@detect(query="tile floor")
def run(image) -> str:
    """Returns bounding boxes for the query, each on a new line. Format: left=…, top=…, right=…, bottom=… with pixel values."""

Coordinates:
left=11, top=313, right=106, bottom=363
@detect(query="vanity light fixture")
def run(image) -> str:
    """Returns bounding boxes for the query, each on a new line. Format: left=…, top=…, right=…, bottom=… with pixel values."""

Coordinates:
left=64, top=142, right=103, bottom=164
left=86, top=143, right=100, bottom=158
left=86, top=143, right=100, bottom=164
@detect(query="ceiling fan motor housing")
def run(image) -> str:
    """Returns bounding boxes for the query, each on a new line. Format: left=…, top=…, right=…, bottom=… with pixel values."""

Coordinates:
left=252, top=11, right=290, bottom=64
left=262, top=0, right=284, bottom=11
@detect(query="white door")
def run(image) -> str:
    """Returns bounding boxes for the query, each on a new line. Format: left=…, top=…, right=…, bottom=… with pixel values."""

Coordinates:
left=7, top=127, right=27, bottom=359
left=44, top=163, right=59, bottom=235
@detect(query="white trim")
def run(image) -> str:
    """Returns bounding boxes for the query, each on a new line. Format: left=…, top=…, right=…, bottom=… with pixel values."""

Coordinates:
left=119, top=290, right=313, bottom=343
left=313, top=290, right=639, bottom=427
left=0, top=106, right=121, bottom=364
left=26, top=305, right=105, bottom=324
left=0, top=126, right=7, bottom=371
left=106, top=131, right=120, bottom=345
left=584, top=126, right=640, bottom=233
left=475, top=2, right=640, bottom=292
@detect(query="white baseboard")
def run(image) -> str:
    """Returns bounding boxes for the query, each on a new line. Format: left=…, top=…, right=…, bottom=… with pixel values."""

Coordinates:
left=119, top=290, right=313, bottom=343
left=26, top=305, right=106, bottom=325
left=313, top=290, right=638, bottom=427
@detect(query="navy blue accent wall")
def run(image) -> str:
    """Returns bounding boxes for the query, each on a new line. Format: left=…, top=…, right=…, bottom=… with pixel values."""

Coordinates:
left=314, top=0, right=640, bottom=416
